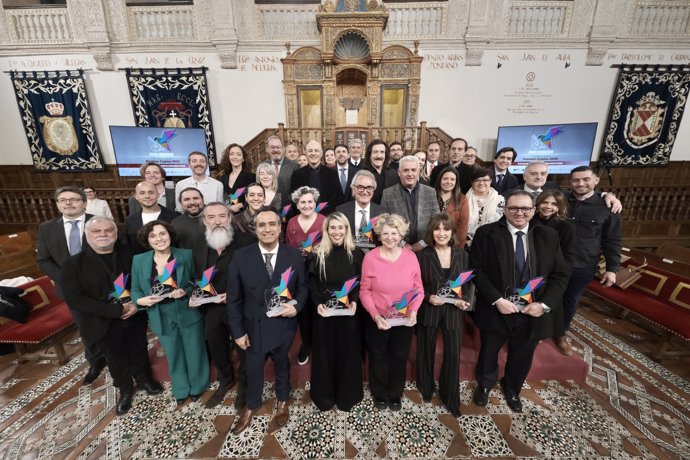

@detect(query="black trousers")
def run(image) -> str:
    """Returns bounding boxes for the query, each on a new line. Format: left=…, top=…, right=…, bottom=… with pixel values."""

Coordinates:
left=298, top=298, right=313, bottom=349
left=245, top=339, right=291, bottom=410
left=204, top=304, right=246, bottom=388
left=98, top=312, right=151, bottom=392
left=560, top=267, right=596, bottom=334
left=365, top=317, right=413, bottom=401
left=70, top=307, right=103, bottom=366
left=475, top=314, right=538, bottom=395
left=416, top=321, right=462, bottom=411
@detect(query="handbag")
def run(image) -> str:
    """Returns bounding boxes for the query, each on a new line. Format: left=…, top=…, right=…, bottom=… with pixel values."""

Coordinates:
left=0, top=286, right=31, bottom=323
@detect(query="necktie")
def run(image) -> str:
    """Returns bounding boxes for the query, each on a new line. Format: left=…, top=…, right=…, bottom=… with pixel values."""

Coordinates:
left=264, top=253, right=274, bottom=278
left=340, top=168, right=347, bottom=193
left=515, top=230, right=525, bottom=283
left=273, top=160, right=280, bottom=175
left=531, top=190, right=540, bottom=200
left=358, top=209, right=367, bottom=234
left=427, top=163, right=432, bottom=176
left=496, top=174, right=504, bottom=189
left=69, top=220, right=81, bottom=255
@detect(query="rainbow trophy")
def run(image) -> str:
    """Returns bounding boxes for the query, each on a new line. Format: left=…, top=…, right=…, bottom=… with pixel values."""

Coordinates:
left=506, top=276, right=544, bottom=311
left=226, top=187, right=246, bottom=206
left=265, top=267, right=298, bottom=317
left=321, top=277, right=359, bottom=317
left=149, top=259, right=177, bottom=299
left=437, top=270, right=475, bottom=307
left=109, top=273, right=131, bottom=304
left=300, top=230, right=321, bottom=255
left=354, top=216, right=378, bottom=252
left=281, top=204, right=292, bottom=224
left=189, top=266, right=223, bottom=307
left=315, top=202, right=329, bottom=213
left=385, top=288, right=420, bottom=327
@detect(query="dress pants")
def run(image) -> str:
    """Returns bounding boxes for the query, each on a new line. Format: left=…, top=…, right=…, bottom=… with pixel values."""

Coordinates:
left=245, top=339, right=292, bottom=410
left=475, top=314, right=538, bottom=395
left=204, top=304, right=246, bottom=388
left=298, top=298, right=313, bottom=349
left=98, top=312, right=151, bottom=392
left=69, top=307, right=103, bottom=365
left=560, top=267, right=596, bottom=334
left=366, top=317, right=413, bottom=401
left=416, top=320, right=462, bottom=410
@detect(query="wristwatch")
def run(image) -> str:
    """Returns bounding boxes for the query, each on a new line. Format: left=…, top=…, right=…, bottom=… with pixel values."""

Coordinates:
left=539, top=302, right=551, bottom=313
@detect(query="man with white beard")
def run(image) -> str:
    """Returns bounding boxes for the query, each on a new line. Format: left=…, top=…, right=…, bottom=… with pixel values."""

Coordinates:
left=192, top=202, right=247, bottom=409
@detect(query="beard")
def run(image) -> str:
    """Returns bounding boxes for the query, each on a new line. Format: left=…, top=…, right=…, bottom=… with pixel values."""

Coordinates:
left=205, top=224, right=234, bottom=251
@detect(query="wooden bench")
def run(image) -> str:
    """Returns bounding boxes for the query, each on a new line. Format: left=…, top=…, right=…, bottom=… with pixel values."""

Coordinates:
left=0, top=276, right=75, bottom=364
left=586, top=249, right=690, bottom=359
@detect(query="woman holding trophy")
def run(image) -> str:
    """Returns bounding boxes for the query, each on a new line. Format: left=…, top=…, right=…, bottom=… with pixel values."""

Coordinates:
left=308, top=212, right=364, bottom=411
left=131, top=220, right=209, bottom=405
left=416, top=213, right=474, bottom=417
left=360, top=213, right=423, bottom=411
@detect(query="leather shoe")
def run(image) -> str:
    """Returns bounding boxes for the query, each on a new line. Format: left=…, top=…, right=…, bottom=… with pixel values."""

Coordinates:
left=473, top=385, right=490, bottom=407
left=499, top=380, right=522, bottom=413
left=116, top=391, right=133, bottom=415
left=140, top=380, right=163, bottom=395
left=373, top=397, right=387, bottom=410
left=389, top=398, right=402, bottom=411
left=190, top=392, right=203, bottom=402
left=555, top=336, right=573, bottom=356
left=232, top=408, right=255, bottom=434
left=446, top=404, right=461, bottom=417
left=206, top=384, right=232, bottom=408
left=82, top=358, right=106, bottom=385
left=234, top=385, right=247, bottom=410
left=274, top=400, right=289, bottom=427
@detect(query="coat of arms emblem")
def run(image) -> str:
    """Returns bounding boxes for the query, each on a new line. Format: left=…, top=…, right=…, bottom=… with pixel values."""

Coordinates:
left=38, top=99, right=79, bottom=155
left=624, top=92, right=666, bottom=148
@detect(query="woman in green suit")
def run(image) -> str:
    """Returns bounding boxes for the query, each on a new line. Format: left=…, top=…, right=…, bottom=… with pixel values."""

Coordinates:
left=131, top=220, right=209, bottom=404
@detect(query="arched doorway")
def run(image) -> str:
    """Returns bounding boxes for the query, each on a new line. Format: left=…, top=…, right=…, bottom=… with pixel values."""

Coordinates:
left=335, top=67, right=368, bottom=127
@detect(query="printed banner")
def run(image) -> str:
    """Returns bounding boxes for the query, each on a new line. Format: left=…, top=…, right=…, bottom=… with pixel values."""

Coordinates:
left=600, top=65, right=690, bottom=167
left=10, top=70, right=105, bottom=171
left=126, top=67, right=217, bottom=166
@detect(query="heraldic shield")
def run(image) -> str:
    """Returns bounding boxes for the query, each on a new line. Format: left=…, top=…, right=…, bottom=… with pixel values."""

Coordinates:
left=625, top=92, right=666, bottom=149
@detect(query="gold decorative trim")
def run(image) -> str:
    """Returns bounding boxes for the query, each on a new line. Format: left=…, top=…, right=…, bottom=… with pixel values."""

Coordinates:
left=633, top=269, right=666, bottom=296
left=669, top=282, right=690, bottom=311
left=24, top=285, right=50, bottom=310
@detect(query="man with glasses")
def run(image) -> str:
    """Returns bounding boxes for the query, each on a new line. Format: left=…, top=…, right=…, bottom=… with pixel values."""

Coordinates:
left=470, top=190, right=569, bottom=413
left=261, top=135, right=298, bottom=200
left=389, top=141, right=404, bottom=170
left=37, top=186, right=106, bottom=384
left=336, top=169, right=387, bottom=244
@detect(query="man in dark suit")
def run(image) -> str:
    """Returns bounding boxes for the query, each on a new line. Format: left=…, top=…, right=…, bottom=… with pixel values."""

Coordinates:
left=469, top=191, right=569, bottom=412
left=61, top=217, right=162, bottom=415
left=429, top=138, right=472, bottom=192
left=491, top=147, right=519, bottom=194
left=261, top=135, right=299, bottom=200
left=381, top=155, right=440, bottom=251
left=289, top=140, right=345, bottom=214
left=388, top=141, right=404, bottom=170
left=336, top=169, right=386, bottom=248
left=228, top=207, right=308, bottom=434
left=334, top=143, right=359, bottom=201
left=124, top=181, right=180, bottom=253
left=502, top=161, right=560, bottom=199
left=348, top=138, right=364, bottom=167
left=37, top=186, right=105, bottom=384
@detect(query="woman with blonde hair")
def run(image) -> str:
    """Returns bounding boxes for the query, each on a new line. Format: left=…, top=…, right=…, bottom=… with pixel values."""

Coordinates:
left=308, top=212, right=364, bottom=411
left=255, top=162, right=282, bottom=209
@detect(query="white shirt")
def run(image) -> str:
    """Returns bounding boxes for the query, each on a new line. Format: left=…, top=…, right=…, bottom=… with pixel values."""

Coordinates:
left=523, top=185, right=542, bottom=195
left=350, top=158, right=361, bottom=167
left=506, top=221, right=529, bottom=262
left=354, top=202, right=371, bottom=232
left=174, top=176, right=224, bottom=211
left=62, top=214, right=86, bottom=249
left=141, top=210, right=161, bottom=225
left=85, top=198, right=113, bottom=219
left=258, top=243, right=279, bottom=271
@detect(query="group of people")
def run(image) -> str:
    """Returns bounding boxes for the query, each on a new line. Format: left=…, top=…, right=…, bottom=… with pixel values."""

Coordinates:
left=35, top=135, right=621, bottom=434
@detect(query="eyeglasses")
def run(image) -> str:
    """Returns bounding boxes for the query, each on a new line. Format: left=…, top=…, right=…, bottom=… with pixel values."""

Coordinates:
left=473, top=178, right=491, bottom=183
left=354, top=185, right=375, bottom=193
left=56, top=198, right=83, bottom=204
left=268, top=145, right=283, bottom=150
left=505, top=206, right=535, bottom=214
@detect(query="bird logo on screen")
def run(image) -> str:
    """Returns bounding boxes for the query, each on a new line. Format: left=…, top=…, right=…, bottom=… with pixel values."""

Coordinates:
left=535, top=126, right=564, bottom=149
left=153, top=129, right=177, bottom=152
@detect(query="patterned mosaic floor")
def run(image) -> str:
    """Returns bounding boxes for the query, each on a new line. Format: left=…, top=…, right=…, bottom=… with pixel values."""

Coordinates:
left=0, top=314, right=688, bottom=459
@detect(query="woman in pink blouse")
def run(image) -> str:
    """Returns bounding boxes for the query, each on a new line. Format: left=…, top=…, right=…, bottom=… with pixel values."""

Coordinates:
left=360, top=213, right=423, bottom=411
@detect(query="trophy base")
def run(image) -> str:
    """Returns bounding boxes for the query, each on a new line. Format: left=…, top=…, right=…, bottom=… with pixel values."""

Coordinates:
left=189, top=295, right=223, bottom=307
left=321, top=307, right=355, bottom=317
left=386, top=317, right=411, bottom=327
left=437, top=295, right=459, bottom=305
left=266, top=300, right=297, bottom=318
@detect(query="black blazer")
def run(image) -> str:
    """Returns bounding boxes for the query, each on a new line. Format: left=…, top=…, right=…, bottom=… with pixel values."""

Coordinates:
left=366, top=166, right=398, bottom=204
left=36, top=214, right=93, bottom=297
left=502, top=181, right=561, bottom=198
left=334, top=162, right=360, bottom=201
left=262, top=158, right=299, bottom=200
left=335, top=201, right=387, bottom=241
left=128, top=188, right=176, bottom=215
left=468, top=217, right=570, bottom=340
left=219, top=170, right=255, bottom=205
left=417, top=246, right=474, bottom=330
left=60, top=243, right=136, bottom=344
left=491, top=170, right=519, bottom=194
left=429, top=162, right=475, bottom=193
left=227, top=243, right=308, bottom=353
left=289, top=165, right=345, bottom=214
left=124, top=205, right=180, bottom=254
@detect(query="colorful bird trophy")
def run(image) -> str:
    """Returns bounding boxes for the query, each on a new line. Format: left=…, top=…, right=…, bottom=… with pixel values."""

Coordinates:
left=507, top=276, right=544, bottom=310
left=354, top=216, right=378, bottom=250
left=226, top=187, right=246, bottom=206
left=109, top=273, right=131, bottom=304
left=314, top=202, right=329, bottom=213
left=153, top=129, right=176, bottom=152
left=436, top=270, right=475, bottom=304
left=322, top=277, right=359, bottom=317
left=281, top=204, right=292, bottom=223
left=149, top=259, right=177, bottom=299
left=265, top=266, right=298, bottom=317
left=535, top=126, right=564, bottom=149
left=189, top=266, right=223, bottom=307
left=301, top=230, right=321, bottom=254
left=386, top=288, right=420, bottom=327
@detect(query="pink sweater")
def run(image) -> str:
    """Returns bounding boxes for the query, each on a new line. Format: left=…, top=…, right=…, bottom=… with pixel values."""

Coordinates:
left=360, top=247, right=424, bottom=320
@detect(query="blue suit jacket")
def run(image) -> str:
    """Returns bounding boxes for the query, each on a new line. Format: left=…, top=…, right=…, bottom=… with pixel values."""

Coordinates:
left=227, top=243, right=308, bottom=353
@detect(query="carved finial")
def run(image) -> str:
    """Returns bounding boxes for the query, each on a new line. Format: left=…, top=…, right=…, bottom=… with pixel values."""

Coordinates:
left=413, top=40, right=420, bottom=55
left=367, top=0, right=378, bottom=11
left=285, top=42, right=291, bottom=56
left=323, top=0, right=336, bottom=13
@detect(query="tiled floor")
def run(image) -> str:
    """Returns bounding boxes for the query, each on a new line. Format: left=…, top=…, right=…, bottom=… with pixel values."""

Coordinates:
left=0, top=303, right=688, bottom=459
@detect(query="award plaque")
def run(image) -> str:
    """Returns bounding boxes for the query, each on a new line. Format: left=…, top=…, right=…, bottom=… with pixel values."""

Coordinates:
left=354, top=217, right=378, bottom=252
left=436, top=270, right=474, bottom=304
left=265, top=267, right=298, bottom=317
left=149, top=258, right=178, bottom=300
left=109, top=273, right=131, bottom=304
left=320, top=277, right=358, bottom=317
left=301, top=231, right=321, bottom=255
left=506, top=276, right=544, bottom=311
left=189, top=266, right=223, bottom=307
left=385, top=288, right=420, bottom=327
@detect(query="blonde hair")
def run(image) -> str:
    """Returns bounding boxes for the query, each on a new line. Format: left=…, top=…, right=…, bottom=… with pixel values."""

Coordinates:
left=255, top=162, right=278, bottom=191
left=313, top=212, right=355, bottom=280
left=373, top=213, right=409, bottom=238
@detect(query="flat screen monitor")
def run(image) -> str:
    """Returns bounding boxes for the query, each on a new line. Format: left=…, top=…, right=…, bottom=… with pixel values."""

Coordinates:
left=496, top=122, right=598, bottom=174
left=109, top=126, right=208, bottom=177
